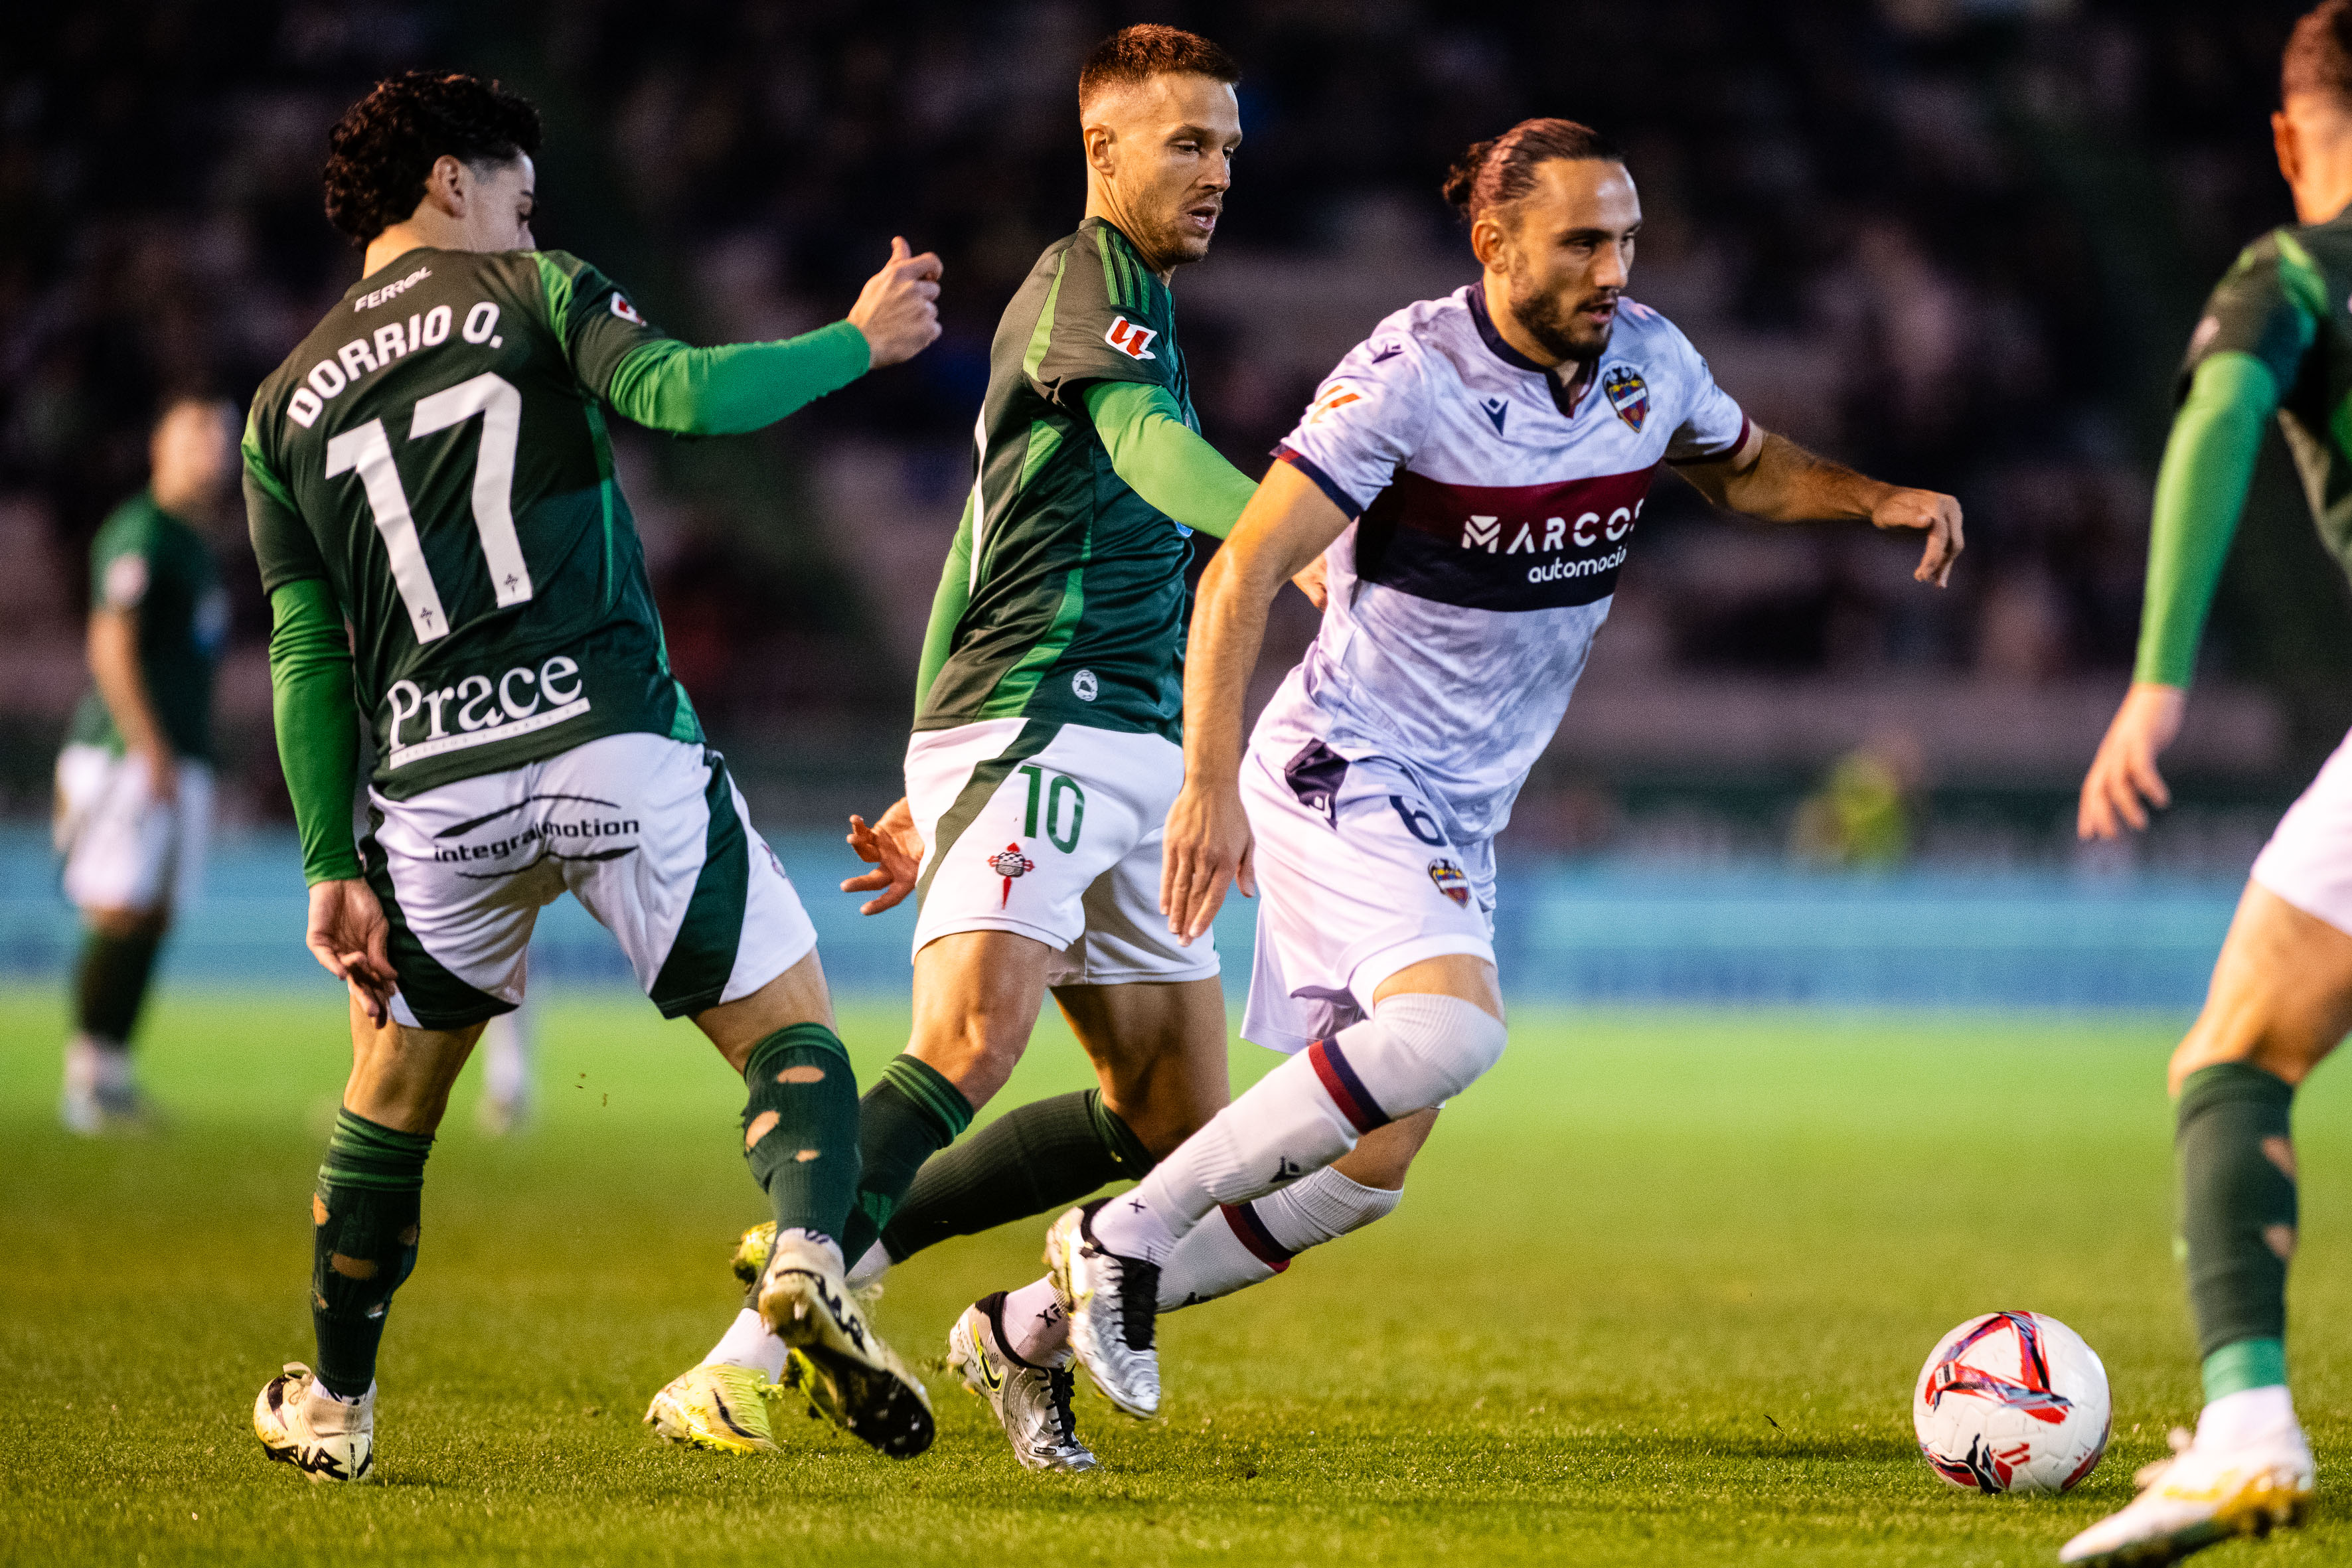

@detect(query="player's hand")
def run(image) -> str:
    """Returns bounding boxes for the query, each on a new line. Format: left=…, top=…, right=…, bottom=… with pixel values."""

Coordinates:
left=1291, top=554, right=1330, bottom=611
left=1871, top=487, right=1964, bottom=588
left=843, top=796, right=922, bottom=915
left=848, top=237, right=943, bottom=370
left=305, top=877, right=397, bottom=1026
left=2078, top=682, right=2186, bottom=840
left=137, top=742, right=179, bottom=806
left=1160, top=778, right=1253, bottom=946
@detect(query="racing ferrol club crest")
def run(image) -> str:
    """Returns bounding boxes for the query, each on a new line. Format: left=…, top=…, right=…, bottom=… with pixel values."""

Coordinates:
left=1602, top=364, right=1648, bottom=431
left=1104, top=315, right=1158, bottom=360
left=988, top=842, right=1036, bottom=907
left=1427, top=858, right=1470, bottom=907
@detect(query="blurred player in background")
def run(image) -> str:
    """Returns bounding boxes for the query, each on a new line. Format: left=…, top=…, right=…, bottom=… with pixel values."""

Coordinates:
left=652, top=25, right=1390, bottom=1473
left=240, top=69, right=943, bottom=1482
left=1048, top=118, right=1962, bottom=1425
left=474, top=998, right=534, bottom=1135
left=2066, top=4, right=2352, bottom=1560
left=55, top=397, right=238, bottom=1135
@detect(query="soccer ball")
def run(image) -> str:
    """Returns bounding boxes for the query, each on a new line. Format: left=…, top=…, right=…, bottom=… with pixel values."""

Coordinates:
left=1913, top=1311, right=2111, bottom=1495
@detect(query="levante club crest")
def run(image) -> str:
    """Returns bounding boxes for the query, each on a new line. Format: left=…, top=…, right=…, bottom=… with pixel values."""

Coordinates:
left=1603, top=364, right=1648, bottom=431
left=989, top=843, right=1035, bottom=907
left=1427, top=858, right=1471, bottom=907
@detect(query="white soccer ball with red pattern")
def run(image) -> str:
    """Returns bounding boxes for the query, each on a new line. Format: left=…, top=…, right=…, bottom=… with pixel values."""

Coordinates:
left=1913, top=1310, right=2111, bottom=1496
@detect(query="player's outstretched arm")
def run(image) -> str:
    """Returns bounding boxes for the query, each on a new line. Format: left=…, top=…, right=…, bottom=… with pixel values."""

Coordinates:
left=2078, top=352, right=2279, bottom=839
left=1162, top=460, right=1352, bottom=943
left=601, top=238, right=941, bottom=436
left=1680, top=428, right=1964, bottom=587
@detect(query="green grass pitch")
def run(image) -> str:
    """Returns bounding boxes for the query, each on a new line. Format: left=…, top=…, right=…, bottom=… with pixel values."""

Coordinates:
left=5, top=988, right=2351, bottom=1566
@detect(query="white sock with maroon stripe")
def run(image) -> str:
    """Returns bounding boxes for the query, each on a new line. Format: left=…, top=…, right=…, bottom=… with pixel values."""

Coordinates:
left=1155, top=1168, right=1404, bottom=1311
left=1091, top=994, right=1500, bottom=1261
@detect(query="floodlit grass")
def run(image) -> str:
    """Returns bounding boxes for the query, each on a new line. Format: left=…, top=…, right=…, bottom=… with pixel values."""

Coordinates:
left=4, top=986, right=2349, bottom=1565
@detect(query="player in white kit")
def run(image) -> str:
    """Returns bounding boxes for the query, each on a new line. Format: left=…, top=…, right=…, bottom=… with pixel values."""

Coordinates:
left=1035, top=118, right=1966, bottom=1419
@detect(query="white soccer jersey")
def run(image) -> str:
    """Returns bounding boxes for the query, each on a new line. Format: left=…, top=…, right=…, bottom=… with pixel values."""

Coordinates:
left=1258, top=280, right=1755, bottom=842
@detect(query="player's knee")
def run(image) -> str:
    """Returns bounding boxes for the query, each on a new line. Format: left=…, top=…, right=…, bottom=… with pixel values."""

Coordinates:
left=1379, top=991, right=1506, bottom=1095
left=1364, top=992, right=1506, bottom=1109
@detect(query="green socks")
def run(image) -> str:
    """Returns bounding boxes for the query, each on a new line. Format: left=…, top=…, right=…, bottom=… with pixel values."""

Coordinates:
left=311, top=1109, right=433, bottom=1398
left=881, top=1088, right=1154, bottom=1263
left=2203, top=1337, right=2288, bottom=1402
left=740, top=1024, right=861, bottom=1246
left=2177, top=1063, right=2297, bottom=1398
left=838, top=1055, right=973, bottom=1263
left=75, top=927, right=162, bottom=1046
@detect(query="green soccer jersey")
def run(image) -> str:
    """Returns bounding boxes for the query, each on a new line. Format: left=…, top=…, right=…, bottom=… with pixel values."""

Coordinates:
left=918, top=218, right=1203, bottom=740
left=2136, top=212, right=2352, bottom=687
left=244, top=247, right=714, bottom=799
left=2181, top=216, right=2352, bottom=569
left=66, top=491, right=227, bottom=763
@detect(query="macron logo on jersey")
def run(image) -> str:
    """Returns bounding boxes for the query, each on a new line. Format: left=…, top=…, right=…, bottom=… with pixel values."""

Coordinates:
left=1105, top=316, right=1158, bottom=360
left=610, top=294, right=647, bottom=326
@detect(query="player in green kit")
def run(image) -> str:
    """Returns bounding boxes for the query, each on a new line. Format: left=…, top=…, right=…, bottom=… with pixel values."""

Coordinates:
left=2063, top=5, right=2352, bottom=1561
left=653, top=27, right=1421, bottom=1473
left=55, top=398, right=238, bottom=1134
left=240, top=70, right=945, bottom=1480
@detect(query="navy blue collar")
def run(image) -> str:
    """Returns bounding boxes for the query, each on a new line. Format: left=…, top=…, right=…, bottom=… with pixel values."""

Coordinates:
left=1470, top=279, right=1595, bottom=418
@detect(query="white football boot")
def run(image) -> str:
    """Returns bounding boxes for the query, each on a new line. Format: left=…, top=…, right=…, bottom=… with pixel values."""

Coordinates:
left=2058, top=1418, right=2313, bottom=1564
left=1046, top=1202, right=1160, bottom=1419
left=947, top=1293, right=1097, bottom=1472
left=755, top=1231, right=934, bottom=1458
left=254, top=1362, right=374, bottom=1483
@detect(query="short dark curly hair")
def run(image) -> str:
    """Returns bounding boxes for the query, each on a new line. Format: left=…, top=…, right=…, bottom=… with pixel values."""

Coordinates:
left=323, top=71, right=542, bottom=244
left=1078, top=25, right=1239, bottom=112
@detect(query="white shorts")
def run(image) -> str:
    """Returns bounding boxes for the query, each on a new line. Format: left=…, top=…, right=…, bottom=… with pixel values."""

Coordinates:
left=1239, top=739, right=1496, bottom=1056
left=2252, top=724, right=2352, bottom=936
left=905, top=718, right=1216, bottom=987
left=54, top=743, right=213, bottom=914
left=364, top=732, right=816, bottom=1030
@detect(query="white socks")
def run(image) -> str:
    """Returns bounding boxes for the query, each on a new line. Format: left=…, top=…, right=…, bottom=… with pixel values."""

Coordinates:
left=2197, top=1384, right=2298, bottom=1449
left=1000, top=1278, right=1069, bottom=1365
left=703, top=1308, right=791, bottom=1379
left=1157, top=1167, right=1403, bottom=1308
left=848, top=1240, right=892, bottom=1289
left=1004, top=1166, right=1407, bottom=1362
left=1094, top=994, right=1502, bottom=1259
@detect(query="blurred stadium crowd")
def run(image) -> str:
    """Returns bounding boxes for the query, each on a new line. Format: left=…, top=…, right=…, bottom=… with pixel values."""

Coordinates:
left=3, top=0, right=2344, bottom=864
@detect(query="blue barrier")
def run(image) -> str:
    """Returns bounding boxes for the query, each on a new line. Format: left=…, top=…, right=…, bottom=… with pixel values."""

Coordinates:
left=0, top=826, right=2241, bottom=1009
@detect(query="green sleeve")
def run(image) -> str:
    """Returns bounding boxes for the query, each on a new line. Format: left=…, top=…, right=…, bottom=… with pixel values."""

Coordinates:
left=914, top=499, right=976, bottom=716
left=1082, top=380, right=1257, bottom=540
left=2134, top=352, right=2282, bottom=687
left=243, top=408, right=327, bottom=593
left=268, top=578, right=362, bottom=885
left=602, top=324, right=874, bottom=435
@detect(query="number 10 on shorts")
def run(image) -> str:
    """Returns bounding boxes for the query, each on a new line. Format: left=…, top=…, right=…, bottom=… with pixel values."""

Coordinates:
left=1016, top=764, right=1085, bottom=852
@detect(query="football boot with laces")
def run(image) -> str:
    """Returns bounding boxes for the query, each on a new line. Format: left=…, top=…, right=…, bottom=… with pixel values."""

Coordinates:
left=1046, top=1201, right=1161, bottom=1419
left=948, top=1292, right=1097, bottom=1472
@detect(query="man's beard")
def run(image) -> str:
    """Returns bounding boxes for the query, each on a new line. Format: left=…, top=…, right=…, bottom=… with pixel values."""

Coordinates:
left=1511, top=265, right=1614, bottom=366
left=1141, top=206, right=1214, bottom=268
